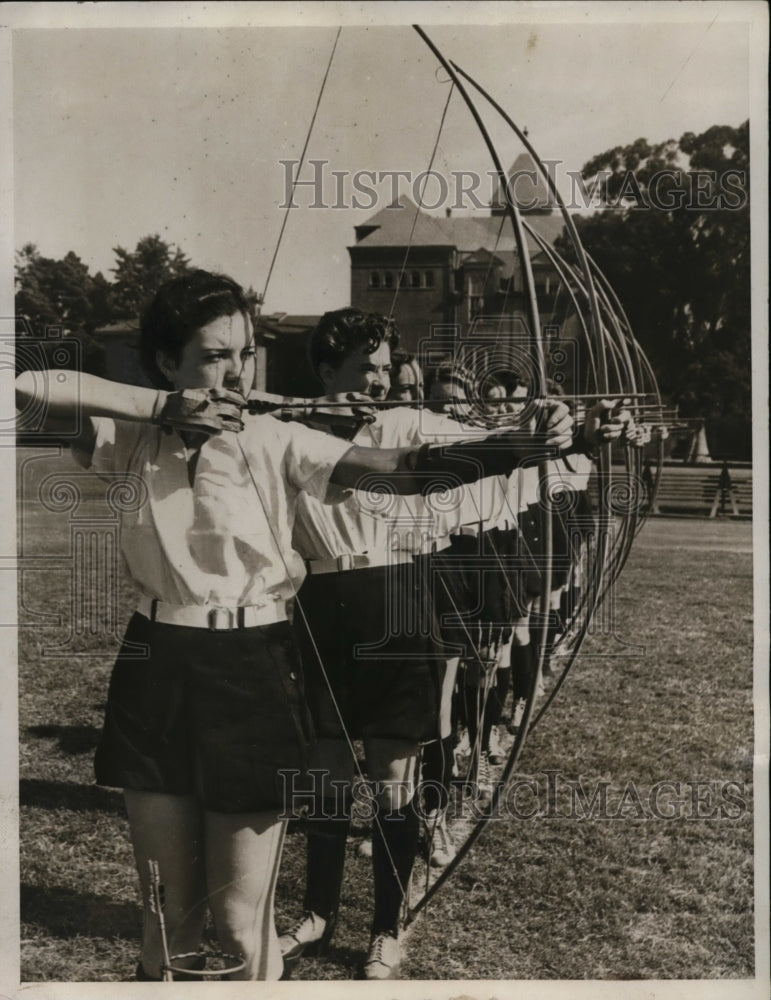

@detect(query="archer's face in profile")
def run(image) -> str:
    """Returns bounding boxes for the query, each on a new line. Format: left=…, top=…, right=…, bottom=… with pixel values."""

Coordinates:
left=390, top=366, right=421, bottom=405
left=483, top=382, right=507, bottom=416
left=507, top=383, right=528, bottom=420
left=157, top=310, right=256, bottom=397
left=321, top=341, right=392, bottom=400
left=428, top=377, right=471, bottom=419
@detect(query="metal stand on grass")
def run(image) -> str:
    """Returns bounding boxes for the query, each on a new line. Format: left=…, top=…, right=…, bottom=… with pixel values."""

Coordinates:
left=148, top=860, right=247, bottom=981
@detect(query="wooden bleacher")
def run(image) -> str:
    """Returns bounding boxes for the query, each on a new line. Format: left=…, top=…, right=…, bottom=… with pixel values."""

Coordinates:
left=649, top=463, right=752, bottom=518
left=587, top=463, right=752, bottom=518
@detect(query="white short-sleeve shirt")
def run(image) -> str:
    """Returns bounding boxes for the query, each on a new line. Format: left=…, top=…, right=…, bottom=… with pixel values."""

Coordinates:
left=76, top=415, right=351, bottom=606
left=292, top=407, right=508, bottom=559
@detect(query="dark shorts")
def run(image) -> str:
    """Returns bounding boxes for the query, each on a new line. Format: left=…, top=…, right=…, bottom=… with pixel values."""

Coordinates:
left=417, top=547, right=475, bottom=656
left=429, top=528, right=525, bottom=654
left=95, top=613, right=314, bottom=813
left=504, top=507, right=546, bottom=603
left=294, top=564, right=442, bottom=742
left=550, top=489, right=595, bottom=588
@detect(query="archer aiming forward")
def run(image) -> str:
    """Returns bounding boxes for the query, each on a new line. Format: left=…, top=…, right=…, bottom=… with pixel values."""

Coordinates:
left=16, top=272, right=572, bottom=982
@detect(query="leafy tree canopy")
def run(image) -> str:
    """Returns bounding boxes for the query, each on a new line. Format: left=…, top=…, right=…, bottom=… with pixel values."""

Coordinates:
left=15, top=244, right=110, bottom=337
left=110, top=234, right=194, bottom=317
left=15, top=235, right=197, bottom=377
left=565, top=121, right=750, bottom=460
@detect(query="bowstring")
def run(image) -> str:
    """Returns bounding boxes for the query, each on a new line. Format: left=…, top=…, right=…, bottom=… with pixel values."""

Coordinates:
left=387, top=79, right=455, bottom=324
left=259, top=27, right=342, bottom=312
left=235, top=25, right=341, bottom=372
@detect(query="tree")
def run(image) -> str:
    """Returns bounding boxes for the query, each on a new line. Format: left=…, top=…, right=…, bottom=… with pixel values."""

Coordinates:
left=14, top=245, right=109, bottom=374
left=15, top=245, right=102, bottom=335
left=110, top=235, right=194, bottom=317
left=14, top=236, right=200, bottom=377
left=565, top=122, right=750, bottom=460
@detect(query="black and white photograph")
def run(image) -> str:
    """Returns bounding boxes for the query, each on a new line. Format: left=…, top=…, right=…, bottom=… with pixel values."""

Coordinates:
left=2, top=1, right=768, bottom=995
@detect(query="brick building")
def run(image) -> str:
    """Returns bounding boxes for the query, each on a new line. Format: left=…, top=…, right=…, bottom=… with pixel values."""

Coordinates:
left=348, top=153, right=566, bottom=359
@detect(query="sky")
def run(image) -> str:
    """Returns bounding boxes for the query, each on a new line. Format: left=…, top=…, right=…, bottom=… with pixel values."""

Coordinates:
left=9, top=2, right=758, bottom=315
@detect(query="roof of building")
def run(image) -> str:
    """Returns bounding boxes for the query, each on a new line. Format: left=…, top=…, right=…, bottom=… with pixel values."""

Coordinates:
left=491, top=152, right=553, bottom=213
left=95, top=320, right=139, bottom=336
left=256, top=314, right=320, bottom=338
left=350, top=150, right=564, bottom=258
left=463, top=247, right=506, bottom=267
left=350, top=195, right=565, bottom=256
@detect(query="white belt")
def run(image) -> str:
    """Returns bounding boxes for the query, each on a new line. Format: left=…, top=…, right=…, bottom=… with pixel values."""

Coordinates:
left=136, top=594, right=287, bottom=630
left=305, top=551, right=415, bottom=575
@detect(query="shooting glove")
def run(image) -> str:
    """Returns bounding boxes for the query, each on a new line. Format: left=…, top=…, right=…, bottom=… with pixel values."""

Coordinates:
left=152, top=388, right=245, bottom=436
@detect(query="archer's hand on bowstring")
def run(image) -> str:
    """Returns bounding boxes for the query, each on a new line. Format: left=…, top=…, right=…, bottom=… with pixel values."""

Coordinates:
left=506, top=397, right=573, bottom=454
left=478, top=397, right=572, bottom=465
left=152, top=387, right=246, bottom=436
left=622, top=419, right=649, bottom=447
left=304, top=392, right=377, bottom=440
left=583, top=399, right=634, bottom=447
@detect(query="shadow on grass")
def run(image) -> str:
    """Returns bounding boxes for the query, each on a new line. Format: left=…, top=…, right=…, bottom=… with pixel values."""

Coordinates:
left=21, top=883, right=139, bottom=940
left=26, top=724, right=100, bottom=755
left=284, top=943, right=368, bottom=981
left=20, top=778, right=125, bottom=814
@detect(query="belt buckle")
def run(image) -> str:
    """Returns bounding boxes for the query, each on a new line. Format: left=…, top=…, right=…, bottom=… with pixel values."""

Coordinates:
left=336, top=553, right=354, bottom=572
left=207, top=607, right=235, bottom=631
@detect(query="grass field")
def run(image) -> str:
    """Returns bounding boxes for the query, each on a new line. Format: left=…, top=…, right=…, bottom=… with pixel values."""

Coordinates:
left=13, top=448, right=756, bottom=982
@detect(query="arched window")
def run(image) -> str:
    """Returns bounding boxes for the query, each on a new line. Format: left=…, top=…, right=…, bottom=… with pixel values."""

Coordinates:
left=383, top=271, right=394, bottom=289
left=424, top=270, right=435, bottom=288
left=410, top=271, right=422, bottom=288
left=369, top=272, right=381, bottom=288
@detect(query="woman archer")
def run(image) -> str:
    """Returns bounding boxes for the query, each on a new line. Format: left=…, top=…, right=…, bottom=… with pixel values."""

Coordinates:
left=16, top=270, right=574, bottom=981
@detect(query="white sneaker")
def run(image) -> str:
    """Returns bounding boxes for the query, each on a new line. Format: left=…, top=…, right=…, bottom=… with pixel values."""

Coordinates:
left=424, top=809, right=456, bottom=868
left=278, top=911, right=327, bottom=961
left=364, top=931, right=402, bottom=980
left=487, top=725, right=504, bottom=764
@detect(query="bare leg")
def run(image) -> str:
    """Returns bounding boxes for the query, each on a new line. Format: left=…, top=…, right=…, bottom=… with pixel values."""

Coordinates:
left=365, top=738, right=417, bottom=812
left=205, top=809, right=287, bottom=980
left=123, top=790, right=207, bottom=978
left=438, top=656, right=460, bottom=739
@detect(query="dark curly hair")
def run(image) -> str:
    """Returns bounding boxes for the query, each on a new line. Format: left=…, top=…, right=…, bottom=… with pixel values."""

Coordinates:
left=389, top=351, right=424, bottom=401
left=138, top=270, right=252, bottom=389
left=308, top=307, right=399, bottom=379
